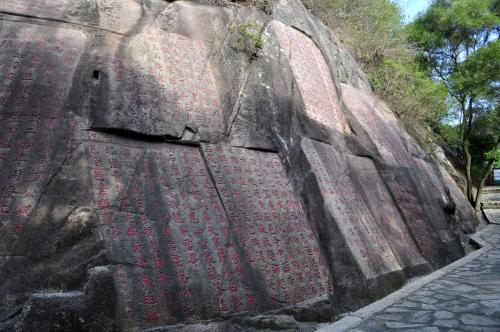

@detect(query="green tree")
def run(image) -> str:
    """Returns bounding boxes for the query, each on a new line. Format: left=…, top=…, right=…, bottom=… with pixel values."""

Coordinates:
left=303, top=0, right=448, bottom=148
left=408, top=0, right=500, bottom=210
left=469, top=107, right=500, bottom=209
left=370, top=57, right=448, bottom=144
left=303, top=0, right=404, bottom=68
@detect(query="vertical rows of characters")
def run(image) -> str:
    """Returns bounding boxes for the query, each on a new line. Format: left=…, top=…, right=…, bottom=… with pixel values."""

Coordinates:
left=341, top=86, right=411, bottom=166
left=271, top=21, right=349, bottom=133
left=203, top=144, right=333, bottom=305
left=89, top=143, right=263, bottom=328
left=301, top=139, right=400, bottom=279
left=341, top=87, right=444, bottom=264
left=412, top=159, right=456, bottom=243
left=345, top=157, right=428, bottom=270
left=379, top=171, right=442, bottom=264
left=2, top=0, right=67, bottom=19
left=0, top=24, right=84, bottom=252
left=110, top=29, right=223, bottom=134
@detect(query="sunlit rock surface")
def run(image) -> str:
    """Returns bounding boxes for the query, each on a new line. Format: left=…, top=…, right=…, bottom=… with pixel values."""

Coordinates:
left=0, top=0, right=475, bottom=330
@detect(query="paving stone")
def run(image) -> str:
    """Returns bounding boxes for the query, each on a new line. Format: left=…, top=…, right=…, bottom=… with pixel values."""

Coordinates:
left=385, top=322, right=424, bottom=329
left=459, top=313, right=500, bottom=326
left=341, top=226, right=500, bottom=332
left=416, top=291, right=434, bottom=296
left=420, top=304, right=439, bottom=310
left=407, top=311, right=432, bottom=323
left=374, top=314, right=402, bottom=321
left=405, top=328, right=439, bottom=332
left=463, top=327, right=500, bottom=332
left=433, top=293, right=455, bottom=300
left=426, top=284, right=446, bottom=291
left=413, top=296, right=439, bottom=304
left=449, top=303, right=481, bottom=312
left=434, top=310, right=454, bottom=319
left=434, top=319, right=459, bottom=328
left=450, top=284, right=477, bottom=293
left=481, top=300, right=500, bottom=315
left=397, top=301, right=420, bottom=308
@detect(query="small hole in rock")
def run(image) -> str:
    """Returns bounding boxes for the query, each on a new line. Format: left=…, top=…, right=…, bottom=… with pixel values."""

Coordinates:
left=92, top=70, right=100, bottom=80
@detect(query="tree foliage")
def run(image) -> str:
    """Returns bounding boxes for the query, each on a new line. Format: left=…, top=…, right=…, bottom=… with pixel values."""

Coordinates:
left=408, top=0, right=499, bottom=209
left=302, top=0, right=448, bottom=149
left=304, top=0, right=499, bottom=209
left=303, top=0, right=404, bottom=67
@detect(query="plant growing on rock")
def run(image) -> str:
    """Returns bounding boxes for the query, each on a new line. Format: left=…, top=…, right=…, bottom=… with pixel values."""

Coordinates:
left=302, top=0, right=448, bottom=150
left=231, top=21, right=265, bottom=58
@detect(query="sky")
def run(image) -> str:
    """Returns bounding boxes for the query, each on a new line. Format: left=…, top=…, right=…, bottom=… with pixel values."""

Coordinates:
left=394, top=0, right=432, bottom=22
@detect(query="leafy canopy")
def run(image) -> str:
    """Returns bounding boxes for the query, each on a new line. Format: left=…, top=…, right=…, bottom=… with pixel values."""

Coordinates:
left=408, top=0, right=500, bottom=98
left=408, top=0, right=500, bottom=186
left=303, top=0, right=449, bottom=149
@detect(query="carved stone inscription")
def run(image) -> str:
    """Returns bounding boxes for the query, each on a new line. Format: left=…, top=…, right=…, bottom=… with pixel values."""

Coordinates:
left=271, top=21, right=350, bottom=133
left=347, top=155, right=428, bottom=271
left=0, top=0, right=69, bottom=19
left=100, top=29, right=223, bottom=137
left=0, top=22, right=86, bottom=254
left=88, top=143, right=258, bottom=329
left=301, top=138, right=401, bottom=279
left=342, top=84, right=411, bottom=165
left=202, top=144, right=333, bottom=305
left=413, top=158, right=448, bottom=204
left=412, top=159, right=456, bottom=243
left=380, top=168, right=448, bottom=267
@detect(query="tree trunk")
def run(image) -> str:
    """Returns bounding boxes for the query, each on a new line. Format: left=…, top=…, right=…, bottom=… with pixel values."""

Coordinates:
left=464, top=142, right=474, bottom=204
left=462, top=98, right=475, bottom=205
left=474, top=134, right=500, bottom=211
left=474, top=160, right=496, bottom=211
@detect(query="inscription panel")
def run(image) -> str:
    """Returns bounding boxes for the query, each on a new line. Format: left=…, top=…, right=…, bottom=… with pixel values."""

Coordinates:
left=99, top=29, right=223, bottom=137
left=347, top=155, right=428, bottom=272
left=88, top=143, right=256, bottom=329
left=0, top=0, right=69, bottom=19
left=0, top=22, right=86, bottom=254
left=0, top=1, right=163, bottom=34
left=342, top=84, right=411, bottom=166
left=380, top=168, right=449, bottom=267
left=271, top=21, right=350, bottom=133
left=413, top=159, right=448, bottom=203
left=301, top=138, right=401, bottom=279
left=202, top=144, right=333, bottom=305
left=412, top=159, right=456, bottom=243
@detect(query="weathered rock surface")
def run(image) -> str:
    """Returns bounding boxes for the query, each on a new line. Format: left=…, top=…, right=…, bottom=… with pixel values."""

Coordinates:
left=0, top=0, right=476, bottom=331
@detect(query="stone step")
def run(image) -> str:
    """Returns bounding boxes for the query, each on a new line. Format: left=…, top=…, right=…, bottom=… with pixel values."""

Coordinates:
left=483, top=209, right=500, bottom=225
left=481, top=193, right=500, bottom=202
left=483, top=186, right=500, bottom=194
left=483, top=202, right=500, bottom=208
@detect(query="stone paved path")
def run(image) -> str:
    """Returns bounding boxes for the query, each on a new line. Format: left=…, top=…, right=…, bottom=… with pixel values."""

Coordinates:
left=483, top=186, right=500, bottom=225
left=317, top=223, right=500, bottom=332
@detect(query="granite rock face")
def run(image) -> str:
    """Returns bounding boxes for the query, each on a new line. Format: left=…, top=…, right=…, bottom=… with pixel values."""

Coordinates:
left=0, top=0, right=475, bottom=331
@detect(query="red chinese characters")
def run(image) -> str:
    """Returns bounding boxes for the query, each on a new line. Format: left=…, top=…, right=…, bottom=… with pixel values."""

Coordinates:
left=106, top=29, right=223, bottom=137
left=0, top=22, right=85, bottom=250
left=271, top=21, right=350, bottom=134
left=203, top=144, right=333, bottom=304
left=92, top=144, right=254, bottom=328
left=301, top=138, right=403, bottom=278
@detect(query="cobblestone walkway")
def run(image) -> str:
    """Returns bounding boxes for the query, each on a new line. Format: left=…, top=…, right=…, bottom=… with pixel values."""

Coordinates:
left=317, top=224, right=500, bottom=332
left=483, top=186, right=500, bottom=225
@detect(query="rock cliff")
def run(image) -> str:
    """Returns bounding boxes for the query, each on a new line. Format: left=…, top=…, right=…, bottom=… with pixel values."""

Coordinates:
left=0, top=0, right=477, bottom=331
